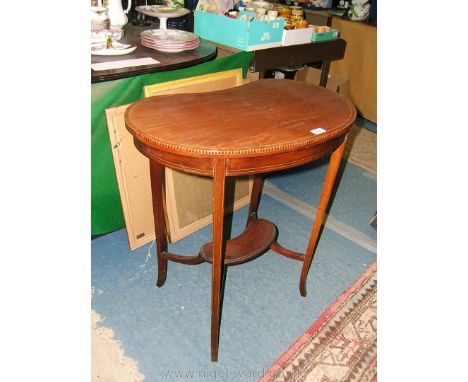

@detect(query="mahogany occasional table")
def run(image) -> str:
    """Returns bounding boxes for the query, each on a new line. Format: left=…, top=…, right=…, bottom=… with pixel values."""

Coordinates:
left=125, top=79, right=356, bottom=361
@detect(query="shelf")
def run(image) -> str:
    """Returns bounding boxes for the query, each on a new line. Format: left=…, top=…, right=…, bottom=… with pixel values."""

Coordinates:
left=199, top=219, right=277, bottom=265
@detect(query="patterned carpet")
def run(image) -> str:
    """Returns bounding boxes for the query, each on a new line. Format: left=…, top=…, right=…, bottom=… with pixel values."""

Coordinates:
left=260, top=262, right=377, bottom=382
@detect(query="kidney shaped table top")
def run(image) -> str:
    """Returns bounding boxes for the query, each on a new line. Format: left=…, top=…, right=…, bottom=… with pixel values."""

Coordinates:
left=125, top=79, right=356, bottom=361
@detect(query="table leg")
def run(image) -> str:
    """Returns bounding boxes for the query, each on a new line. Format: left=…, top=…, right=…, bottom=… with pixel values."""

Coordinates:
left=149, top=160, right=168, bottom=288
left=319, top=60, right=331, bottom=88
left=246, top=175, right=264, bottom=227
left=211, top=158, right=227, bottom=362
left=299, top=138, right=346, bottom=297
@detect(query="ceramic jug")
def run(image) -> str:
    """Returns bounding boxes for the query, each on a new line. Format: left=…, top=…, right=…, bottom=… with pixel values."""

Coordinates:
left=107, top=0, right=132, bottom=28
left=91, top=6, right=109, bottom=27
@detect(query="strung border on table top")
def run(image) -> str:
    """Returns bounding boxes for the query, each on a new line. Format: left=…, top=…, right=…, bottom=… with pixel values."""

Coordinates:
left=125, top=111, right=355, bottom=157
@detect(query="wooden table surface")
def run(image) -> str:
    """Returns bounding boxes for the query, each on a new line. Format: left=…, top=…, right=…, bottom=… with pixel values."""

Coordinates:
left=91, top=23, right=217, bottom=83
left=126, top=79, right=355, bottom=163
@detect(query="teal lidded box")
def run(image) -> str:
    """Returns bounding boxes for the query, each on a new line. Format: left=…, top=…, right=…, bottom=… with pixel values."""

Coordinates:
left=194, top=11, right=285, bottom=51
left=311, top=29, right=339, bottom=42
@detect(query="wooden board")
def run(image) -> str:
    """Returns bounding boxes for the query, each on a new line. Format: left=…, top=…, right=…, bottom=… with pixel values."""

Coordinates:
left=105, top=104, right=156, bottom=250
left=106, top=69, right=252, bottom=250
left=330, top=18, right=376, bottom=122
left=143, top=68, right=245, bottom=96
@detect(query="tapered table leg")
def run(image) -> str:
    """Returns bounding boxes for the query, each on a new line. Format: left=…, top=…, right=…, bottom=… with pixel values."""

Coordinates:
left=246, top=175, right=265, bottom=227
left=299, top=138, right=347, bottom=297
left=211, top=159, right=227, bottom=362
left=149, top=160, right=168, bottom=287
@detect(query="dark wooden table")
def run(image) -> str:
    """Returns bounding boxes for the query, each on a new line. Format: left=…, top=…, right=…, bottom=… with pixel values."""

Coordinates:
left=125, top=79, right=356, bottom=361
left=251, top=38, right=347, bottom=86
left=91, top=23, right=217, bottom=83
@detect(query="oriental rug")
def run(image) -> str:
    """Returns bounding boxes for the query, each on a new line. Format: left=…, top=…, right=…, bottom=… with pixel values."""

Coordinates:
left=260, top=261, right=377, bottom=382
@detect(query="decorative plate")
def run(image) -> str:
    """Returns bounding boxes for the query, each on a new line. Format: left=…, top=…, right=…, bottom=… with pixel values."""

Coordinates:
left=135, top=5, right=191, bottom=18
left=141, top=29, right=199, bottom=42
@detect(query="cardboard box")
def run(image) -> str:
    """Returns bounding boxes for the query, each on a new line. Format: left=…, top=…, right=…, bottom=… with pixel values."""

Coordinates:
left=311, top=28, right=339, bottom=42
left=295, top=67, right=349, bottom=99
left=282, top=27, right=313, bottom=46
left=194, top=11, right=284, bottom=51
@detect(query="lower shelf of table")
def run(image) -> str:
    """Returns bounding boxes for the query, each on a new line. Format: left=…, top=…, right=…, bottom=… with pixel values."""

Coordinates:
left=199, top=219, right=277, bottom=265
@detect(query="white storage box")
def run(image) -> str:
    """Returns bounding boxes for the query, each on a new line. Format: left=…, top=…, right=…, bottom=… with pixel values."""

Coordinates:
left=282, top=27, right=313, bottom=46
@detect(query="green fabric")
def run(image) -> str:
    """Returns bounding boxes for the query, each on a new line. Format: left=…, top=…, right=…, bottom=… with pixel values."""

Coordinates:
left=91, top=52, right=254, bottom=235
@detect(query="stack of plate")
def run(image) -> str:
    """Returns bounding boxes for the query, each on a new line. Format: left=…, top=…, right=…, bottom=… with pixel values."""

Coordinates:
left=140, top=29, right=200, bottom=53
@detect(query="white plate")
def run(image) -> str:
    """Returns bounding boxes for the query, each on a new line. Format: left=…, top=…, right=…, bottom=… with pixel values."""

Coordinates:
left=91, top=43, right=137, bottom=56
left=140, top=36, right=199, bottom=46
left=141, top=29, right=199, bottom=42
left=141, top=39, right=200, bottom=47
left=141, top=41, right=199, bottom=53
left=150, top=47, right=187, bottom=53
left=135, top=5, right=190, bottom=18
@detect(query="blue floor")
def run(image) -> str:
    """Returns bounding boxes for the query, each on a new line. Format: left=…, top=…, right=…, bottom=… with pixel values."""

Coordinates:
left=356, top=116, right=377, bottom=133
left=91, top=156, right=377, bottom=381
left=268, top=159, right=377, bottom=241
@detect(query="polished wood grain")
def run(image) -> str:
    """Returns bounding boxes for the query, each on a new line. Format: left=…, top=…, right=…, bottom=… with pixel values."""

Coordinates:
left=125, top=79, right=356, bottom=361
left=134, top=134, right=345, bottom=176
left=149, top=160, right=168, bottom=287
left=200, top=219, right=277, bottom=265
left=162, top=251, right=204, bottom=265
left=270, top=241, right=305, bottom=262
left=211, top=159, right=227, bottom=362
left=126, top=79, right=355, bottom=159
left=246, top=175, right=265, bottom=226
left=299, top=137, right=347, bottom=296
